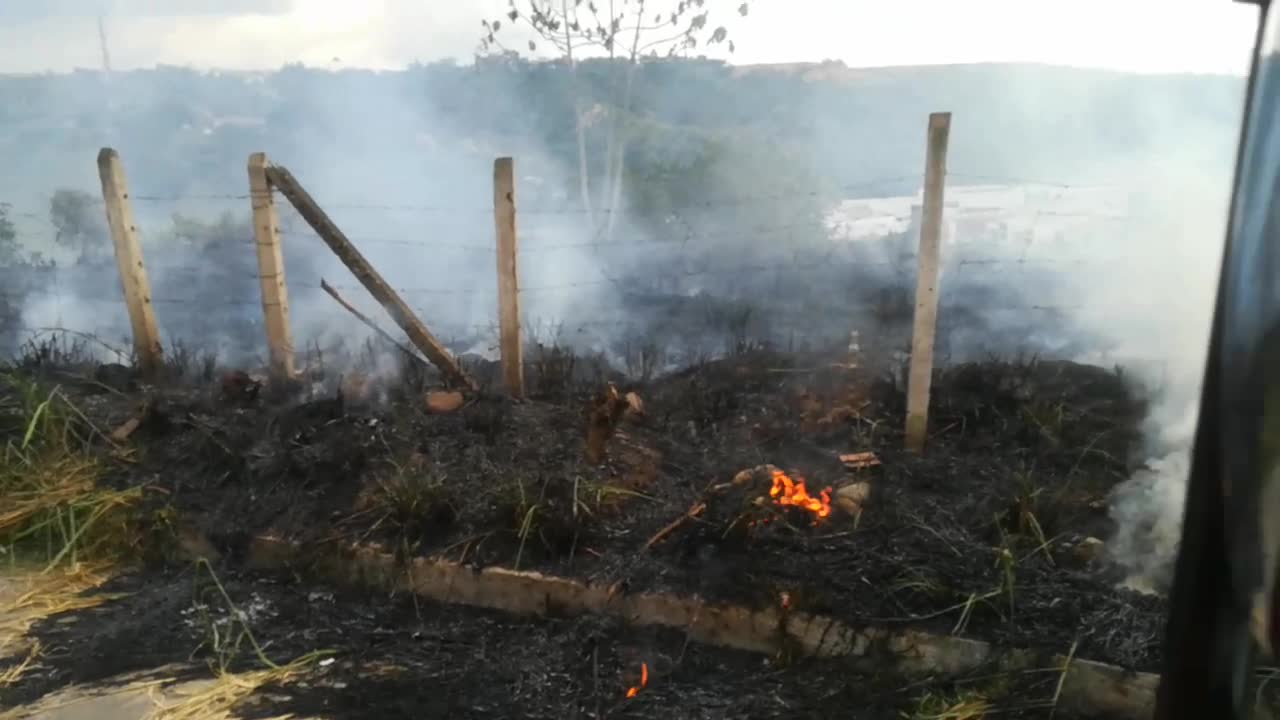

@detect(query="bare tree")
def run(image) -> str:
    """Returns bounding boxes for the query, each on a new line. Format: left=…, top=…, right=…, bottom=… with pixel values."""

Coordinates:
left=0, top=203, right=18, bottom=266
left=49, top=189, right=107, bottom=262
left=481, top=0, right=751, bottom=242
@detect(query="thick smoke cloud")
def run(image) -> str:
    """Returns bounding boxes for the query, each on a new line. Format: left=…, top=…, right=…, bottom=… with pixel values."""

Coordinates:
left=0, top=49, right=1251, bottom=593
left=0, top=0, right=293, bottom=20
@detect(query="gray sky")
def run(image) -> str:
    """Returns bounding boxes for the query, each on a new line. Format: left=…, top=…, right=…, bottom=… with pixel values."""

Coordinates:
left=0, top=0, right=1261, bottom=74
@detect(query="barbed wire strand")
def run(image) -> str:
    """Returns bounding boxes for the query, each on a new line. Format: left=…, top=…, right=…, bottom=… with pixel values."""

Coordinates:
left=1, top=172, right=1181, bottom=363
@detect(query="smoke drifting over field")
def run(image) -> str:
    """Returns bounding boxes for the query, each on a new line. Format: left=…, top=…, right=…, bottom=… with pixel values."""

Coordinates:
left=1084, top=174, right=1230, bottom=593
left=0, top=59, right=1246, bottom=592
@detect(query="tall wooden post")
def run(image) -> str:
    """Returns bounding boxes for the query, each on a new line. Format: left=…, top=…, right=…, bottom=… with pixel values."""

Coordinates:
left=904, top=112, right=951, bottom=453
left=248, top=152, right=295, bottom=380
left=493, top=157, right=525, bottom=397
left=96, top=147, right=163, bottom=377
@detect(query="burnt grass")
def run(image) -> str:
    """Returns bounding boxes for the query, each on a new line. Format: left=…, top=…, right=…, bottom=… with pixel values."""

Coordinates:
left=1, top=567, right=1101, bottom=719
left=1, top=340, right=1167, bottom=687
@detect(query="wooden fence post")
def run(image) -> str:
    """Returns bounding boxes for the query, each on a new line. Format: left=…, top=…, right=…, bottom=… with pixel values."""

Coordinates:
left=96, top=147, right=163, bottom=377
left=264, top=164, right=477, bottom=392
left=248, top=152, right=296, bottom=380
left=904, top=112, right=951, bottom=453
left=493, top=157, right=525, bottom=397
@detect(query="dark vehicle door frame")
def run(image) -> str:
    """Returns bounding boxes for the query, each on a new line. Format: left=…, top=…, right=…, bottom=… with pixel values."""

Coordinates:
left=1157, top=1, right=1273, bottom=718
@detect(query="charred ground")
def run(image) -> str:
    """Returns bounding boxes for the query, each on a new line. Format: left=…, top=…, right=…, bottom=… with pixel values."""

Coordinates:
left=2, top=565, right=1099, bottom=719
left=0, top=330, right=1165, bottom=685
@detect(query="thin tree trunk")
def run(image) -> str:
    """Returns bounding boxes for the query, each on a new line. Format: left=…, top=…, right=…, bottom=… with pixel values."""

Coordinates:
left=575, top=106, right=594, bottom=226
left=604, top=122, right=626, bottom=242
left=603, top=2, right=646, bottom=244
left=564, top=0, right=595, bottom=227
left=599, top=0, right=619, bottom=222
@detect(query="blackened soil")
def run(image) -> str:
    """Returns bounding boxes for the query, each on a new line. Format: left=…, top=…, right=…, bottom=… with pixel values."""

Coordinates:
left=0, top=349, right=1167, bottom=676
left=0, top=567, right=1105, bottom=719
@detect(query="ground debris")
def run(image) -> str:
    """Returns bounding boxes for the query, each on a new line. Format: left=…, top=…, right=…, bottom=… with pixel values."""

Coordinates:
left=840, top=451, right=881, bottom=469
left=424, top=390, right=465, bottom=414
left=834, top=480, right=872, bottom=522
left=219, top=370, right=262, bottom=406
left=585, top=383, right=644, bottom=465
left=0, top=348, right=1164, bottom=675
left=5, top=570, right=1098, bottom=720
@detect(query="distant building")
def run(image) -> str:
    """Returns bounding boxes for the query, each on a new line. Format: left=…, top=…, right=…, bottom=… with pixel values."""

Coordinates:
left=826, top=183, right=1132, bottom=252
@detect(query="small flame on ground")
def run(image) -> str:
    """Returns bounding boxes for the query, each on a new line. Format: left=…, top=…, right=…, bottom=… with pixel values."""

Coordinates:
left=625, top=662, right=649, bottom=698
left=768, top=468, right=832, bottom=520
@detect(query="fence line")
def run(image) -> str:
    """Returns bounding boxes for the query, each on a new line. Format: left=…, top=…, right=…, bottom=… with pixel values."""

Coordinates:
left=0, top=250, right=1177, bottom=303
left=0, top=120, right=1192, bottom=452
left=27, top=171, right=1130, bottom=212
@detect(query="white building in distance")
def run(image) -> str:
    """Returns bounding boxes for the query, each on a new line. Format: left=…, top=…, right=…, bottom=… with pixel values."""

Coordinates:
left=826, top=182, right=1133, bottom=255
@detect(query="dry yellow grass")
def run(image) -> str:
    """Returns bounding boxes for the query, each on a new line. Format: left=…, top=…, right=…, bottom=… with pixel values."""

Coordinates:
left=2, top=563, right=117, bottom=618
left=0, top=641, right=39, bottom=688
left=0, top=563, right=124, bottom=688
left=143, top=656, right=325, bottom=720
left=0, top=676, right=170, bottom=720
left=904, top=690, right=992, bottom=720
left=0, top=376, right=148, bottom=568
left=0, top=377, right=141, bottom=692
left=0, top=462, right=142, bottom=562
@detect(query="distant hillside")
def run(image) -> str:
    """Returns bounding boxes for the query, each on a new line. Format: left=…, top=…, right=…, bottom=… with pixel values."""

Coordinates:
left=0, top=58, right=1240, bottom=398
left=0, top=58, right=1245, bottom=226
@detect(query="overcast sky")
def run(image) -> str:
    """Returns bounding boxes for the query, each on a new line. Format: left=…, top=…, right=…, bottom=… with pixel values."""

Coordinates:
left=0, top=0, right=1261, bottom=75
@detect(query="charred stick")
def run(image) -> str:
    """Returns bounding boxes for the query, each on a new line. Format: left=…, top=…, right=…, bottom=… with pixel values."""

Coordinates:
left=109, top=415, right=143, bottom=442
left=642, top=501, right=707, bottom=551
left=319, top=279, right=431, bottom=371
left=268, top=165, right=475, bottom=390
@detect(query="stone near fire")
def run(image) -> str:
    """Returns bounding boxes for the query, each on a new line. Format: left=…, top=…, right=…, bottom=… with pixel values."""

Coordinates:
left=425, top=390, right=466, bottom=414
left=836, top=481, right=871, bottom=504
left=834, top=481, right=872, bottom=521
left=732, top=464, right=781, bottom=487
left=1072, top=536, right=1105, bottom=565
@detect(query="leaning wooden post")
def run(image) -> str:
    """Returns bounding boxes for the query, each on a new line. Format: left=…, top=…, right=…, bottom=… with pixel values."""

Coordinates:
left=904, top=112, right=951, bottom=453
left=248, top=153, right=296, bottom=380
left=492, top=157, right=525, bottom=397
left=96, top=147, right=163, bottom=377
left=264, top=164, right=477, bottom=392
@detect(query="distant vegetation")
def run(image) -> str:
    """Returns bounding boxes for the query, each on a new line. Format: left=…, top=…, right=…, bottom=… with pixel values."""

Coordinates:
left=0, top=58, right=1246, bottom=359
left=0, top=58, right=1243, bottom=216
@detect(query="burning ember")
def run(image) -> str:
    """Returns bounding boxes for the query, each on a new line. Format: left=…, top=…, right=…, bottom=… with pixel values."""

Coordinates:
left=768, top=468, right=832, bottom=521
left=625, top=662, right=649, bottom=698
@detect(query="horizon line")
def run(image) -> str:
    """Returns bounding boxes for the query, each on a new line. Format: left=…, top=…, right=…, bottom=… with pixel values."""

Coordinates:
left=0, top=58, right=1249, bottom=80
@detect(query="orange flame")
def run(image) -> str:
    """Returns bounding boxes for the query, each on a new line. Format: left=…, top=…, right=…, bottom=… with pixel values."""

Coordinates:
left=625, top=662, right=649, bottom=698
left=768, top=468, right=832, bottom=520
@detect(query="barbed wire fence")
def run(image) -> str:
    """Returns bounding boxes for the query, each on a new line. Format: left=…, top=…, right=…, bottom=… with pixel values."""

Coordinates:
left=0, top=154, right=1186, bottom=386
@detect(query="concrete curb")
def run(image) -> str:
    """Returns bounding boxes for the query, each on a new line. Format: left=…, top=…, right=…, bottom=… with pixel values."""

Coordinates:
left=244, top=534, right=1157, bottom=718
